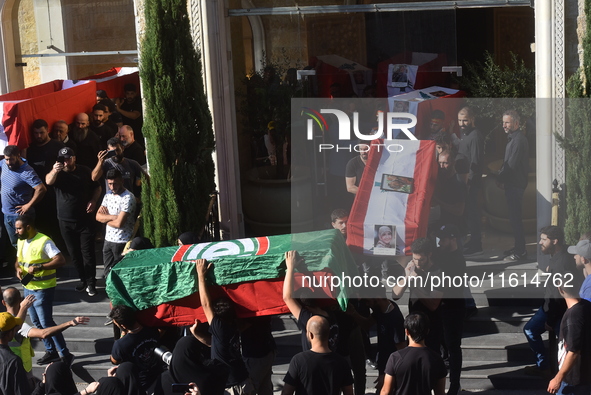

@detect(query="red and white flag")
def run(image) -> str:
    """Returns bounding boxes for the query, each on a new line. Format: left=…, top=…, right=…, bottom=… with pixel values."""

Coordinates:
left=347, top=139, right=438, bottom=256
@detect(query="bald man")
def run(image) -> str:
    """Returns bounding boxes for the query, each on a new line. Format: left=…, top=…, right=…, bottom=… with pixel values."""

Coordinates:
left=2, top=287, right=89, bottom=370
left=118, top=125, right=146, bottom=166
left=70, top=113, right=101, bottom=168
left=282, top=315, right=354, bottom=395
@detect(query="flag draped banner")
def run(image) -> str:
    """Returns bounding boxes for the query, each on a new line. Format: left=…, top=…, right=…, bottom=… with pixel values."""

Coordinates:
left=347, top=139, right=438, bottom=256
left=106, top=229, right=359, bottom=326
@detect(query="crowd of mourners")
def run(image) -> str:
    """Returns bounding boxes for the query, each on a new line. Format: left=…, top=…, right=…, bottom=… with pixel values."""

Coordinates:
left=0, top=86, right=589, bottom=395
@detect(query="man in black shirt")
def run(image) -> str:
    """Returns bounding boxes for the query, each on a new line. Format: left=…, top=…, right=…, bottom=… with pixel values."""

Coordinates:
left=457, top=107, right=484, bottom=256
left=240, top=316, right=276, bottom=395
left=51, top=121, right=77, bottom=151
left=70, top=113, right=101, bottom=169
left=345, top=142, right=369, bottom=196
left=392, top=238, right=443, bottom=352
left=524, top=226, right=577, bottom=377
left=119, top=125, right=146, bottom=166
left=431, top=151, right=467, bottom=234
left=381, top=312, right=446, bottom=395
left=368, top=297, right=406, bottom=392
left=195, top=259, right=253, bottom=394
left=115, top=83, right=144, bottom=145
left=497, top=110, right=530, bottom=261
left=433, top=224, right=467, bottom=395
left=27, top=119, right=65, bottom=241
left=547, top=275, right=591, bottom=394
left=109, top=305, right=164, bottom=394
left=283, top=315, right=354, bottom=395
left=90, top=103, right=116, bottom=149
left=46, top=147, right=101, bottom=296
left=28, top=119, right=65, bottom=179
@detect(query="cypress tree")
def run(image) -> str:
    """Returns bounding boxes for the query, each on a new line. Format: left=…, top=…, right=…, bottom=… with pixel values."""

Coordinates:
left=140, top=0, right=215, bottom=247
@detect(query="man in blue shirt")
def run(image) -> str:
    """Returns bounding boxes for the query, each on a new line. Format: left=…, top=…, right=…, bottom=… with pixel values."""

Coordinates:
left=1, top=145, right=46, bottom=246
left=569, top=239, right=591, bottom=301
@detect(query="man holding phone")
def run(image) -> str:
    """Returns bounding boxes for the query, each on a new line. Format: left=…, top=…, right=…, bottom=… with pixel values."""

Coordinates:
left=46, top=147, right=101, bottom=296
left=13, top=215, right=72, bottom=366
left=92, top=137, right=147, bottom=198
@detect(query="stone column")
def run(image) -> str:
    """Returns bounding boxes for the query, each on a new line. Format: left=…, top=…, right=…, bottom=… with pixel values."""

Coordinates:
left=188, top=0, right=244, bottom=239
left=535, top=0, right=554, bottom=265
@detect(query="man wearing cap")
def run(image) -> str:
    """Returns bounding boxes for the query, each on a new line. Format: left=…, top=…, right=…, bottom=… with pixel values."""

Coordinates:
left=433, top=224, right=467, bottom=395
left=0, top=312, right=30, bottom=395
left=46, top=147, right=102, bottom=296
left=1, top=145, right=47, bottom=247
left=569, top=240, right=591, bottom=301
left=13, top=215, right=71, bottom=366
left=524, top=226, right=577, bottom=377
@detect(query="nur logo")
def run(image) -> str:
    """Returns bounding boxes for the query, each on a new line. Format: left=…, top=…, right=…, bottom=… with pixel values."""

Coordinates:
left=302, top=108, right=418, bottom=141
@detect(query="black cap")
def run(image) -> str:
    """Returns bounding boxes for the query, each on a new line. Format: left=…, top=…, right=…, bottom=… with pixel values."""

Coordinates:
left=435, top=224, right=460, bottom=239
left=58, top=147, right=75, bottom=158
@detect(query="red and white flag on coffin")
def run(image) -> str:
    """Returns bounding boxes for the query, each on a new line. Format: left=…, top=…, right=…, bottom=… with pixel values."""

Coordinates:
left=347, top=139, right=438, bottom=256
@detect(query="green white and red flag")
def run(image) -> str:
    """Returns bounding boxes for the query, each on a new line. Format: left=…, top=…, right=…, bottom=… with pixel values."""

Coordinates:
left=106, top=229, right=358, bottom=326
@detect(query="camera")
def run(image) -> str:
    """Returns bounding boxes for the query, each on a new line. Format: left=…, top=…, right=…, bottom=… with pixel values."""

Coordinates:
left=105, top=150, right=116, bottom=159
left=153, top=347, right=172, bottom=365
left=57, top=156, right=66, bottom=164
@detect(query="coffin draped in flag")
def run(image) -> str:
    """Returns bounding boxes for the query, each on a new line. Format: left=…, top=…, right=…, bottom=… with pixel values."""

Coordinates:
left=106, top=230, right=358, bottom=326
left=347, top=139, right=437, bottom=256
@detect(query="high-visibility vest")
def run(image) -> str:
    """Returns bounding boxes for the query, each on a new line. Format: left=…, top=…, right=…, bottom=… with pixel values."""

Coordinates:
left=17, top=233, right=55, bottom=290
left=8, top=334, right=33, bottom=372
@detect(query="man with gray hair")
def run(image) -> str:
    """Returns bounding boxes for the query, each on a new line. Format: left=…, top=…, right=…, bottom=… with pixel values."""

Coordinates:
left=52, top=120, right=77, bottom=151
left=118, top=125, right=146, bottom=166
left=497, top=110, right=529, bottom=261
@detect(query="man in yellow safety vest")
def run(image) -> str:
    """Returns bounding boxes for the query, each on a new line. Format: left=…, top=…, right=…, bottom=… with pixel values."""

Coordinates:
left=13, top=215, right=73, bottom=366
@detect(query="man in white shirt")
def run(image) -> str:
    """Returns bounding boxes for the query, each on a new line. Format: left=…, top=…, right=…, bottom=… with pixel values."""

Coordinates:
left=96, top=169, right=136, bottom=276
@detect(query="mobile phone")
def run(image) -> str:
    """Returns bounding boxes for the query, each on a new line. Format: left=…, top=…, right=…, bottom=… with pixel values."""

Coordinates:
left=21, top=273, right=34, bottom=286
left=106, top=150, right=116, bottom=158
left=171, top=383, right=191, bottom=393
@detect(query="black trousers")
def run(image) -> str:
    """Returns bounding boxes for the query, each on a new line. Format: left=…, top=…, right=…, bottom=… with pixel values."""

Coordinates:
left=59, top=218, right=96, bottom=285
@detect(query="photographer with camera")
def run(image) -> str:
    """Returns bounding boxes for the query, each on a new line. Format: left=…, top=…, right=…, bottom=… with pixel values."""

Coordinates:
left=159, top=319, right=229, bottom=395
left=46, top=147, right=101, bottom=296
left=109, top=305, right=165, bottom=394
